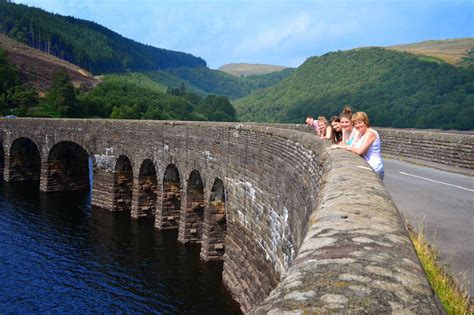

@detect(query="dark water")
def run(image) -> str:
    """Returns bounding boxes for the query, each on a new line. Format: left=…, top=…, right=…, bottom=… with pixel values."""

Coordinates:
left=0, top=182, right=241, bottom=314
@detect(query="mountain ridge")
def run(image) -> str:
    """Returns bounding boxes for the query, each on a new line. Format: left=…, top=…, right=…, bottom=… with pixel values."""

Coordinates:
left=0, top=0, right=206, bottom=74
left=218, top=63, right=288, bottom=76
left=386, top=38, right=474, bottom=67
left=234, top=47, right=474, bottom=130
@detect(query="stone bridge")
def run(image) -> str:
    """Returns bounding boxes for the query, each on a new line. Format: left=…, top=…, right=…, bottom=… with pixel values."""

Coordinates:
left=0, top=118, right=454, bottom=314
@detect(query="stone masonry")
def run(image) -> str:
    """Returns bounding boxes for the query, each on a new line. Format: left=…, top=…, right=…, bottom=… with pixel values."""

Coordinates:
left=0, top=118, right=449, bottom=314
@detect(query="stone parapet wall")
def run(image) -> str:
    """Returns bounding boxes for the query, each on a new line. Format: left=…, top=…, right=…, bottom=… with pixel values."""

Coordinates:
left=266, top=124, right=474, bottom=170
left=377, top=128, right=474, bottom=170
left=251, top=146, right=441, bottom=313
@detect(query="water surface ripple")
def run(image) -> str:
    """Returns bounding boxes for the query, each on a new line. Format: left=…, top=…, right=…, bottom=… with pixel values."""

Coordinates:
left=0, top=182, right=241, bottom=314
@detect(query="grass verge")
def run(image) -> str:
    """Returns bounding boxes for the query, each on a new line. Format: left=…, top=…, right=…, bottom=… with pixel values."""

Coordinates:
left=406, top=223, right=472, bottom=314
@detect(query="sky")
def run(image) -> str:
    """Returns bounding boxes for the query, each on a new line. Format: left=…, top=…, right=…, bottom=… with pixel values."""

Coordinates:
left=15, top=0, right=474, bottom=69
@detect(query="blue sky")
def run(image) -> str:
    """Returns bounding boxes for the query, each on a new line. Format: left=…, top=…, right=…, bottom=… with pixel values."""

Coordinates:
left=15, top=0, right=474, bottom=69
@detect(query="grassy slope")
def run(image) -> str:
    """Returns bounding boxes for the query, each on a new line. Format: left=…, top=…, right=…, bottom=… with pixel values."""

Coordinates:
left=0, top=34, right=98, bottom=92
left=218, top=63, right=287, bottom=76
left=387, top=38, right=474, bottom=67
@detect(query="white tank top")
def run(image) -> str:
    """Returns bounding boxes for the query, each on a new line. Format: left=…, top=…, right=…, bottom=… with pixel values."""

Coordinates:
left=355, top=129, right=384, bottom=172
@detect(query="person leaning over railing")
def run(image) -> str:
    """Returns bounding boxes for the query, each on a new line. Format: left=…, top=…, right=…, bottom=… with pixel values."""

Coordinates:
left=339, top=106, right=359, bottom=146
left=317, top=116, right=332, bottom=140
left=305, top=116, right=322, bottom=136
left=330, top=111, right=384, bottom=180
left=330, top=116, right=343, bottom=144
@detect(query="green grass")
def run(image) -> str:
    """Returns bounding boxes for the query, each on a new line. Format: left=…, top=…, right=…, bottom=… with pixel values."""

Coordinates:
left=417, top=56, right=444, bottom=64
left=406, top=222, right=472, bottom=314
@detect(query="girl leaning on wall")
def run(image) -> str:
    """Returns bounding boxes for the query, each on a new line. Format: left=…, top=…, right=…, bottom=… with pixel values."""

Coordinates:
left=331, top=111, right=384, bottom=180
left=317, top=116, right=332, bottom=140
left=339, top=106, right=359, bottom=146
left=330, top=116, right=343, bottom=144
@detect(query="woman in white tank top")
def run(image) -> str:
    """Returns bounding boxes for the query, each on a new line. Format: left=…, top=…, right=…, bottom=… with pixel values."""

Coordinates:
left=331, top=111, right=384, bottom=180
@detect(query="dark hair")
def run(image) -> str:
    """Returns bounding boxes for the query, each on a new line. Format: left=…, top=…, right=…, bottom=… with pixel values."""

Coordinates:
left=330, top=116, right=343, bottom=144
left=339, top=106, right=353, bottom=120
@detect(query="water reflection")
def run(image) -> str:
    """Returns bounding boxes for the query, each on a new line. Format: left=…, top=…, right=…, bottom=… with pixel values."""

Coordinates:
left=0, top=182, right=241, bottom=314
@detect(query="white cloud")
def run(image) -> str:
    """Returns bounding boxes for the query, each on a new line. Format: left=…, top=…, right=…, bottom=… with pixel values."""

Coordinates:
left=235, top=13, right=312, bottom=54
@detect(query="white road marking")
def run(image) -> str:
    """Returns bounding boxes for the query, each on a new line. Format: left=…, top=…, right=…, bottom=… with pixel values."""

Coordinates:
left=399, top=171, right=474, bottom=192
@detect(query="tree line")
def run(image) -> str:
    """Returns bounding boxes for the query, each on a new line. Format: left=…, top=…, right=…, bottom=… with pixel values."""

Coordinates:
left=0, top=0, right=206, bottom=74
left=235, top=48, right=474, bottom=130
left=0, top=47, right=236, bottom=122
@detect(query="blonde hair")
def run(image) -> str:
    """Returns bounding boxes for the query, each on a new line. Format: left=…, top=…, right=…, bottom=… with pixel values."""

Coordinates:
left=351, top=111, right=370, bottom=127
left=317, top=116, right=329, bottom=127
left=340, top=106, right=353, bottom=120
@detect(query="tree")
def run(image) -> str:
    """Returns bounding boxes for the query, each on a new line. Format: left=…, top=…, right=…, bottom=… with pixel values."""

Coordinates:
left=0, top=48, right=20, bottom=105
left=9, top=84, right=38, bottom=115
left=110, top=104, right=141, bottom=119
left=46, top=68, right=77, bottom=117
left=195, top=95, right=237, bottom=121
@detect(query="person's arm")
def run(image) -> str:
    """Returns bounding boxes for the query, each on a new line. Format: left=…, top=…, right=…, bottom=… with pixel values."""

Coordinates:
left=348, top=130, right=376, bottom=155
left=330, top=142, right=349, bottom=150
left=325, top=126, right=332, bottom=140
left=342, top=129, right=348, bottom=143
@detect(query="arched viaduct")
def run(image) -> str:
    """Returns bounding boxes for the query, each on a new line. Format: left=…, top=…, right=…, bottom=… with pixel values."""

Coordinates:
left=1, top=118, right=451, bottom=314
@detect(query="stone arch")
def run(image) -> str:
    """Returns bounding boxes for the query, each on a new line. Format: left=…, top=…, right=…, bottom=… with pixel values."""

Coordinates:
left=5, top=137, right=40, bottom=182
left=113, top=155, right=133, bottom=212
left=41, top=141, right=89, bottom=192
left=155, top=163, right=181, bottom=230
left=131, top=159, right=158, bottom=219
left=178, top=169, right=205, bottom=244
left=201, top=177, right=227, bottom=261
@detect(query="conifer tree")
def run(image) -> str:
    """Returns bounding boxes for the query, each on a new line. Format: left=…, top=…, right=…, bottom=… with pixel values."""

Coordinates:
left=46, top=68, right=77, bottom=117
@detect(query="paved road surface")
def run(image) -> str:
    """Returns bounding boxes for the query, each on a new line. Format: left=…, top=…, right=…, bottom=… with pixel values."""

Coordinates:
left=383, top=159, right=473, bottom=296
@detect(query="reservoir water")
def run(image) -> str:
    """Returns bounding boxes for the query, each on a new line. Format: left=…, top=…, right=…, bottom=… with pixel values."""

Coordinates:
left=0, top=181, right=241, bottom=314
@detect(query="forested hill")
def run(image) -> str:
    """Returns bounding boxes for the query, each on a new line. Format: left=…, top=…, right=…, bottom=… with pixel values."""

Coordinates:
left=234, top=47, right=474, bottom=130
left=0, top=0, right=206, bottom=74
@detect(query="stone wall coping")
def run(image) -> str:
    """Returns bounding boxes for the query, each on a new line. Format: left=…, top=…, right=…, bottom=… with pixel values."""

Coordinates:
left=251, top=141, right=442, bottom=314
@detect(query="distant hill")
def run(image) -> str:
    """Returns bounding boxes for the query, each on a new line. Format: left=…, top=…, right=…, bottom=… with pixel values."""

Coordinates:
left=160, top=67, right=294, bottom=99
left=234, top=47, right=474, bottom=130
left=0, top=1, right=206, bottom=74
left=218, top=63, right=287, bottom=76
left=0, top=34, right=98, bottom=92
left=387, top=38, right=474, bottom=67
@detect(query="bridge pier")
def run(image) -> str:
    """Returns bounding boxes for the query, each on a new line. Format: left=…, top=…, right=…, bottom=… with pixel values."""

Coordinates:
left=91, top=167, right=115, bottom=210
left=200, top=178, right=227, bottom=261
left=131, top=160, right=158, bottom=220
left=155, top=164, right=181, bottom=230
left=178, top=170, right=205, bottom=244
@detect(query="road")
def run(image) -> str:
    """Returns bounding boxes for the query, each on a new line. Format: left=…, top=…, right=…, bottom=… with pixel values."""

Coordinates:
left=383, top=159, right=474, bottom=296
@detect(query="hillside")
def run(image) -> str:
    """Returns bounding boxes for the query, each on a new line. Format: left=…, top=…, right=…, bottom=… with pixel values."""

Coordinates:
left=234, top=47, right=474, bottom=130
left=161, top=67, right=294, bottom=99
left=0, top=0, right=205, bottom=74
left=387, top=38, right=474, bottom=67
left=0, top=34, right=98, bottom=92
left=218, top=63, right=287, bottom=76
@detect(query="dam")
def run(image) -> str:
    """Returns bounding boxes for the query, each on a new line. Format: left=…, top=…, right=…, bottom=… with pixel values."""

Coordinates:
left=3, top=118, right=469, bottom=313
